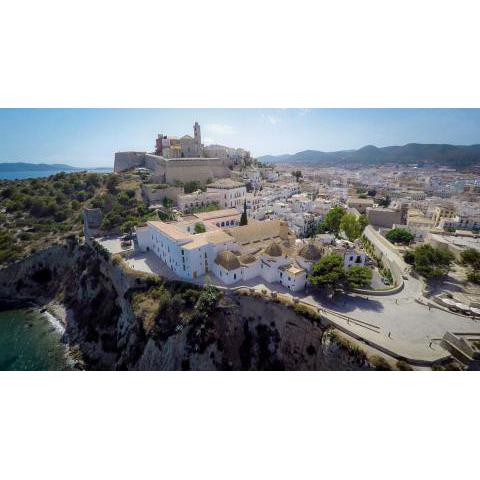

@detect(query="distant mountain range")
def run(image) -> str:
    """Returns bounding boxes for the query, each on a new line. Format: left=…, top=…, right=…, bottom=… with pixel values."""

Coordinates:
left=0, top=162, right=81, bottom=172
left=258, top=143, right=480, bottom=168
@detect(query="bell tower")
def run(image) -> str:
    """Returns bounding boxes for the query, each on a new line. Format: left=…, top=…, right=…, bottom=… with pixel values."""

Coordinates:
left=194, top=122, right=201, bottom=151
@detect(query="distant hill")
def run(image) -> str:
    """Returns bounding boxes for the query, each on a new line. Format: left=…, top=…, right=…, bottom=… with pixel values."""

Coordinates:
left=258, top=143, right=480, bottom=168
left=0, top=162, right=79, bottom=172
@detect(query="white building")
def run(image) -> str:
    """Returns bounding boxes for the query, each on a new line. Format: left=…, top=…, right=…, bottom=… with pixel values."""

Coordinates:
left=137, top=218, right=312, bottom=291
left=206, top=178, right=246, bottom=209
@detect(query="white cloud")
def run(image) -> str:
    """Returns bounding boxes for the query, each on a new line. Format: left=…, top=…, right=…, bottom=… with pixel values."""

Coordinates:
left=205, top=123, right=236, bottom=135
left=261, top=113, right=281, bottom=125
left=203, top=136, right=214, bottom=145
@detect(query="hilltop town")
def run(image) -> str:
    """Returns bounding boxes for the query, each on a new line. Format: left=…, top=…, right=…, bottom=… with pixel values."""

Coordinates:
left=2, top=122, right=480, bottom=370
left=75, top=122, right=480, bottom=370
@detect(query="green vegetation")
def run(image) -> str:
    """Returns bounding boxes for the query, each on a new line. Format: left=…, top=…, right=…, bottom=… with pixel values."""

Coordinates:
left=396, top=360, right=413, bottom=371
left=0, top=172, right=105, bottom=263
left=162, top=197, right=174, bottom=209
left=308, top=253, right=372, bottom=291
left=185, top=202, right=220, bottom=214
left=321, top=205, right=346, bottom=236
left=194, top=222, right=206, bottom=234
left=326, top=330, right=367, bottom=364
left=460, top=248, right=480, bottom=284
left=0, top=171, right=159, bottom=265
left=240, top=200, right=248, bottom=226
left=184, top=180, right=203, bottom=194
left=405, top=244, right=454, bottom=279
left=308, top=253, right=346, bottom=291
left=377, top=195, right=391, bottom=207
left=345, top=265, right=373, bottom=289
left=385, top=228, right=414, bottom=245
left=291, top=170, right=303, bottom=182
left=340, top=212, right=368, bottom=241
left=293, top=303, right=320, bottom=321
left=369, top=355, right=392, bottom=370
left=132, top=281, right=222, bottom=344
left=315, top=207, right=367, bottom=240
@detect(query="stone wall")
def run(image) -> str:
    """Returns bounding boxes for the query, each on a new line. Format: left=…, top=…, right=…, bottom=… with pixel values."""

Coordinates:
left=144, top=154, right=167, bottom=182
left=164, top=158, right=230, bottom=184
left=114, top=151, right=146, bottom=172
left=363, top=225, right=408, bottom=285
left=141, top=184, right=183, bottom=206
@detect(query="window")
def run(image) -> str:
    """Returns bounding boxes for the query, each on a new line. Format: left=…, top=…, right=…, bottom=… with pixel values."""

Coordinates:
left=234, top=273, right=236, bottom=280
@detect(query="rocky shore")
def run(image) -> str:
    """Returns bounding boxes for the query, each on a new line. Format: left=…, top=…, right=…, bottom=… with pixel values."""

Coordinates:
left=0, top=238, right=372, bottom=370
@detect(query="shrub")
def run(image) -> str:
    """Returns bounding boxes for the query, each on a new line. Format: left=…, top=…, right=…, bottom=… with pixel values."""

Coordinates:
left=409, top=244, right=454, bottom=279
left=396, top=360, right=413, bottom=371
left=194, top=222, right=206, bottom=234
left=369, top=355, right=392, bottom=370
left=293, top=303, right=318, bottom=320
left=386, top=228, right=414, bottom=245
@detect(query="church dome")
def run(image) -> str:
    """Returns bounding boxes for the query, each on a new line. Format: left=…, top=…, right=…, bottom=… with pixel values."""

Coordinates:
left=264, top=241, right=283, bottom=257
left=215, top=250, right=241, bottom=271
left=298, top=242, right=322, bottom=261
left=239, top=253, right=257, bottom=264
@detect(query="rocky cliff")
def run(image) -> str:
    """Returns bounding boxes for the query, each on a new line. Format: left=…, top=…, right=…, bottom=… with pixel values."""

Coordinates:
left=0, top=240, right=370, bottom=370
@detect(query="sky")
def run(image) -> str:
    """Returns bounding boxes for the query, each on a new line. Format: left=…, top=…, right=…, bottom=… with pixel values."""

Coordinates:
left=0, top=108, right=479, bottom=167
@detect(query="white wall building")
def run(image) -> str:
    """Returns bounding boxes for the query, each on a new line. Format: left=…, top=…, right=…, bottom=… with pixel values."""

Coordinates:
left=206, top=178, right=246, bottom=209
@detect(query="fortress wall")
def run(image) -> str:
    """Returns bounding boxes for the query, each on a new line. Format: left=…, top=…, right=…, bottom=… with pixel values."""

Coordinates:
left=114, top=152, right=146, bottom=172
left=363, top=225, right=408, bottom=284
left=141, top=184, right=183, bottom=205
left=164, top=158, right=230, bottom=184
left=145, top=154, right=167, bottom=182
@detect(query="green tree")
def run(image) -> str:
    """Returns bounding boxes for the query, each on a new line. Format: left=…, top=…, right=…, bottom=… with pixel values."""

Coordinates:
left=410, top=244, right=454, bottom=279
left=386, top=228, right=414, bottom=245
left=358, top=214, right=369, bottom=231
left=323, top=206, right=346, bottom=236
left=460, top=248, right=480, bottom=284
left=194, top=222, right=206, bottom=234
left=345, top=266, right=372, bottom=289
left=240, top=200, right=248, bottom=226
left=184, top=181, right=202, bottom=194
left=121, top=220, right=135, bottom=236
left=291, top=170, right=303, bottom=182
left=106, top=175, right=120, bottom=193
left=162, top=197, right=173, bottom=209
left=308, top=253, right=346, bottom=291
left=315, top=222, right=328, bottom=235
left=460, top=248, right=480, bottom=268
left=340, top=213, right=363, bottom=241
left=377, top=195, right=391, bottom=207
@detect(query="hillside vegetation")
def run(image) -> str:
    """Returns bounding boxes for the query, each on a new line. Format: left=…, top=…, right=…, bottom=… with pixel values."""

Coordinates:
left=0, top=171, right=152, bottom=265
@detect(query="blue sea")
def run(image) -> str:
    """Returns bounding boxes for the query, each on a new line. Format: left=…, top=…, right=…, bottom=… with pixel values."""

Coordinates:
left=0, top=167, right=112, bottom=180
left=0, top=309, right=75, bottom=371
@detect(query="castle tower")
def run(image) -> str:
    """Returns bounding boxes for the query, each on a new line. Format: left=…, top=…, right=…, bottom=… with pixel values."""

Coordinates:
left=194, top=122, right=201, bottom=151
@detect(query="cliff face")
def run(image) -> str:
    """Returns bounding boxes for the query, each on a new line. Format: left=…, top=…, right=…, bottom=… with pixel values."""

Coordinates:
left=0, top=241, right=369, bottom=371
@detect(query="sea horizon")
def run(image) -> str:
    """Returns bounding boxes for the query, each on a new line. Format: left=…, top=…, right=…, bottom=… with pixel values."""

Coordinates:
left=0, top=166, right=113, bottom=180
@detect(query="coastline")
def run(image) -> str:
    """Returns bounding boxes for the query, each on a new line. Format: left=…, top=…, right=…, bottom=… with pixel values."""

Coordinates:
left=43, top=301, right=68, bottom=328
